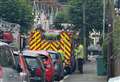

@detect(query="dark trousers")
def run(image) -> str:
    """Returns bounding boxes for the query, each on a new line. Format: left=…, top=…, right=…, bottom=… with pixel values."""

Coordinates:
left=77, top=58, right=84, bottom=73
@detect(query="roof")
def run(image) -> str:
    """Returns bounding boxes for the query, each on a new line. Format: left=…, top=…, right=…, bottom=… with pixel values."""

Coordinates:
left=22, top=50, right=49, bottom=57
left=0, top=41, right=9, bottom=46
left=13, top=51, right=20, bottom=55
left=22, top=50, right=39, bottom=57
left=47, top=30, right=62, bottom=33
left=47, top=50, right=57, bottom=53
left=108, top=76, right=120, bottom=82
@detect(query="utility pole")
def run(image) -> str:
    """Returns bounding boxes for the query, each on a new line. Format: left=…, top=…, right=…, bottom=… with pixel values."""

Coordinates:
left=106, top=0, right=114, bottom=79
left=103, top=0, right=106, bottom=40
left=83, top=0, right=87, bottom=60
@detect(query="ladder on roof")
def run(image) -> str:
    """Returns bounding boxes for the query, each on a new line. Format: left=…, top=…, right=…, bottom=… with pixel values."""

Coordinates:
left=0, top=19, right=20, bottom=32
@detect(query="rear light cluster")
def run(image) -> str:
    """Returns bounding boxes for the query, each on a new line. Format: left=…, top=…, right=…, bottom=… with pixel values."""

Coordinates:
left=0, top=66, right=3, bottom=78
left=35, top=68, right=41, bottom=77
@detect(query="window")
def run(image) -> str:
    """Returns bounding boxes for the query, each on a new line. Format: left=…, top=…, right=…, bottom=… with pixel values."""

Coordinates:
left=49, top=53, right=59, bottom=59
left=39, top=55, right=48, bottom=62
left=42, top=32, right=60, bottom=41
left=25, top=57, right=39, bottom=68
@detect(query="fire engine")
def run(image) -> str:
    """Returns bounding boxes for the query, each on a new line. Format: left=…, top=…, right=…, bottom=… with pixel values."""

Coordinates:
left=0, top=19, right=20, bottom=49
left=28, top=29, right=76, bottom=73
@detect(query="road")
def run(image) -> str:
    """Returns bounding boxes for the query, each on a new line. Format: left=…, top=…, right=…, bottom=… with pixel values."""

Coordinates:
left=60, top=62, right=107, bottom=82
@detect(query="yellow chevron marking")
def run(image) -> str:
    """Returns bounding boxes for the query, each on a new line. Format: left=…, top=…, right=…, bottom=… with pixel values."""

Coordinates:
left=64, top=43, right=71, bottom=52
left=30, top=42, right=36, bottom=50
left=35, top=34, right=40, bottom=39
left=61, top=45, right=65, bottom=51
left=60, top=42, right=71, bottom=61
left=60, top=45, right=70, bottom=59
left=30, top=36, right=40, bottom=47
left=61, top=40, right=71, bottom=52
left=52, top=42, right=58, bottom=48
left=29, top=33, right=40, bottom=45
left=65, top=49, right=71, bottom=56
left=36, top=39, right=41, bottom=45
left=49, top=47, right=53, bottom=50
left=29, top=46, right=34, bottom=50
left=40, top=42, right=49, bottom=50
left=39, top=40, right=45, bottom=46
left=43, top=44, right=50, bottom=50
left=34, top=43, right=41, bottom=50
left=61, top=34, right=71, bottom=47
left=56, top=41, right=60, bottom=45
left=63, top=32, right=70, bottom=40
left=30, top=33, right=41, bottom=50
left=64, top=55, right=70, bottom=60
left=51, top=44, right=57, bottom=51
left=32, top=32, right=39, bottom=38
left=29, top=38, right=36, bottom=45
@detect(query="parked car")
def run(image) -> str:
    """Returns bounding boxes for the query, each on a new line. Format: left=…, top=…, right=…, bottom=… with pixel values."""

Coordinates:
left=0, top=41, right=28, bottom=82
left=108, top=76, right=120, bottom=82
left=22, top=50, right=46, bottom=82
left=13, top=51, right=30, bottom=82
left=48, top=51, right=64, bottom=81
left=34, top=50, right=55, bottom=82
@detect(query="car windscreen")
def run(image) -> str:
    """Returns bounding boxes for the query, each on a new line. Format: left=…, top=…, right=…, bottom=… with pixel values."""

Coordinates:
left=0, top=46, right=15, bottom=67
left=49, top=52, right=59, bottom=60
left=39, top=55, right=48, bottom=62
left=24, top=56, right=39, bottom=68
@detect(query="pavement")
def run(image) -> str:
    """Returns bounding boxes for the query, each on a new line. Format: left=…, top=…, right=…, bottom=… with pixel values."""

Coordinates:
left=60, top=61, right=107, bottom=82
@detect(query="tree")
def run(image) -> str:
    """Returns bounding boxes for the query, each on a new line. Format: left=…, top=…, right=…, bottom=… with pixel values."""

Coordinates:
left=54, top=0, right=103, bottom=45
left=58, top=0, right=68, bottom=3
left=55, top=0, right=103, bottom=32
left=0, top=0, right=33, bottom=33
left=53, top=10, right=68, bottom=30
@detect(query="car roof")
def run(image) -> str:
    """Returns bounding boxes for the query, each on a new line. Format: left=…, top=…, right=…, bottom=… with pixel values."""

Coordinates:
left=22, top=50, right=49, bottom=57
left=47, top=50, right=57, bottom=54
left=13, top=51, right=19, bottom=55
left=13, top=50, right=38, bottom=57
left=108, top=76, right=120, bottom=82
left=0, top=41, right=9, bottom=46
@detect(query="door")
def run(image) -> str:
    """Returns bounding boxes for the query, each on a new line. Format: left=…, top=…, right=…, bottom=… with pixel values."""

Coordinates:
left=0, top=45, right=22, bottom=82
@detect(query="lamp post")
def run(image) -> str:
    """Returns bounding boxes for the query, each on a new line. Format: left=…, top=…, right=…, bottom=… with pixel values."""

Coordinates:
left=83, top=0, right=87, bottom=60
left=103, top=0, right=106, bottom=40
left=107, top=0, right=114, bottom=79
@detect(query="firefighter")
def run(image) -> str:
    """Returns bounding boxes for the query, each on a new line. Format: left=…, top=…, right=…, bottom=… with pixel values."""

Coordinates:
left=75, top=44, right=85, bottom=73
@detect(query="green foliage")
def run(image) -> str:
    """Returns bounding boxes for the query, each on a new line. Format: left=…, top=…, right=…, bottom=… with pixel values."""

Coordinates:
left=54, top=0, right=103, bottom=45
left=55, top=0, right=103, bottom=32
left=53, top=10, right=69, bottom=30
left=0, top=0, right=34, bottom=33
left=85, top=0, right=103, bottom=32
left=58, top=0, right=68, bottom=3
left=113, top=16, right=120, bottom=56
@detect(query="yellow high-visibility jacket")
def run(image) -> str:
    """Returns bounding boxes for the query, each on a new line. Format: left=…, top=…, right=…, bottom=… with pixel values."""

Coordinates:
left=58, top=50, right=64, bottom=62
left=75, top=44, right=84, bottom=59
